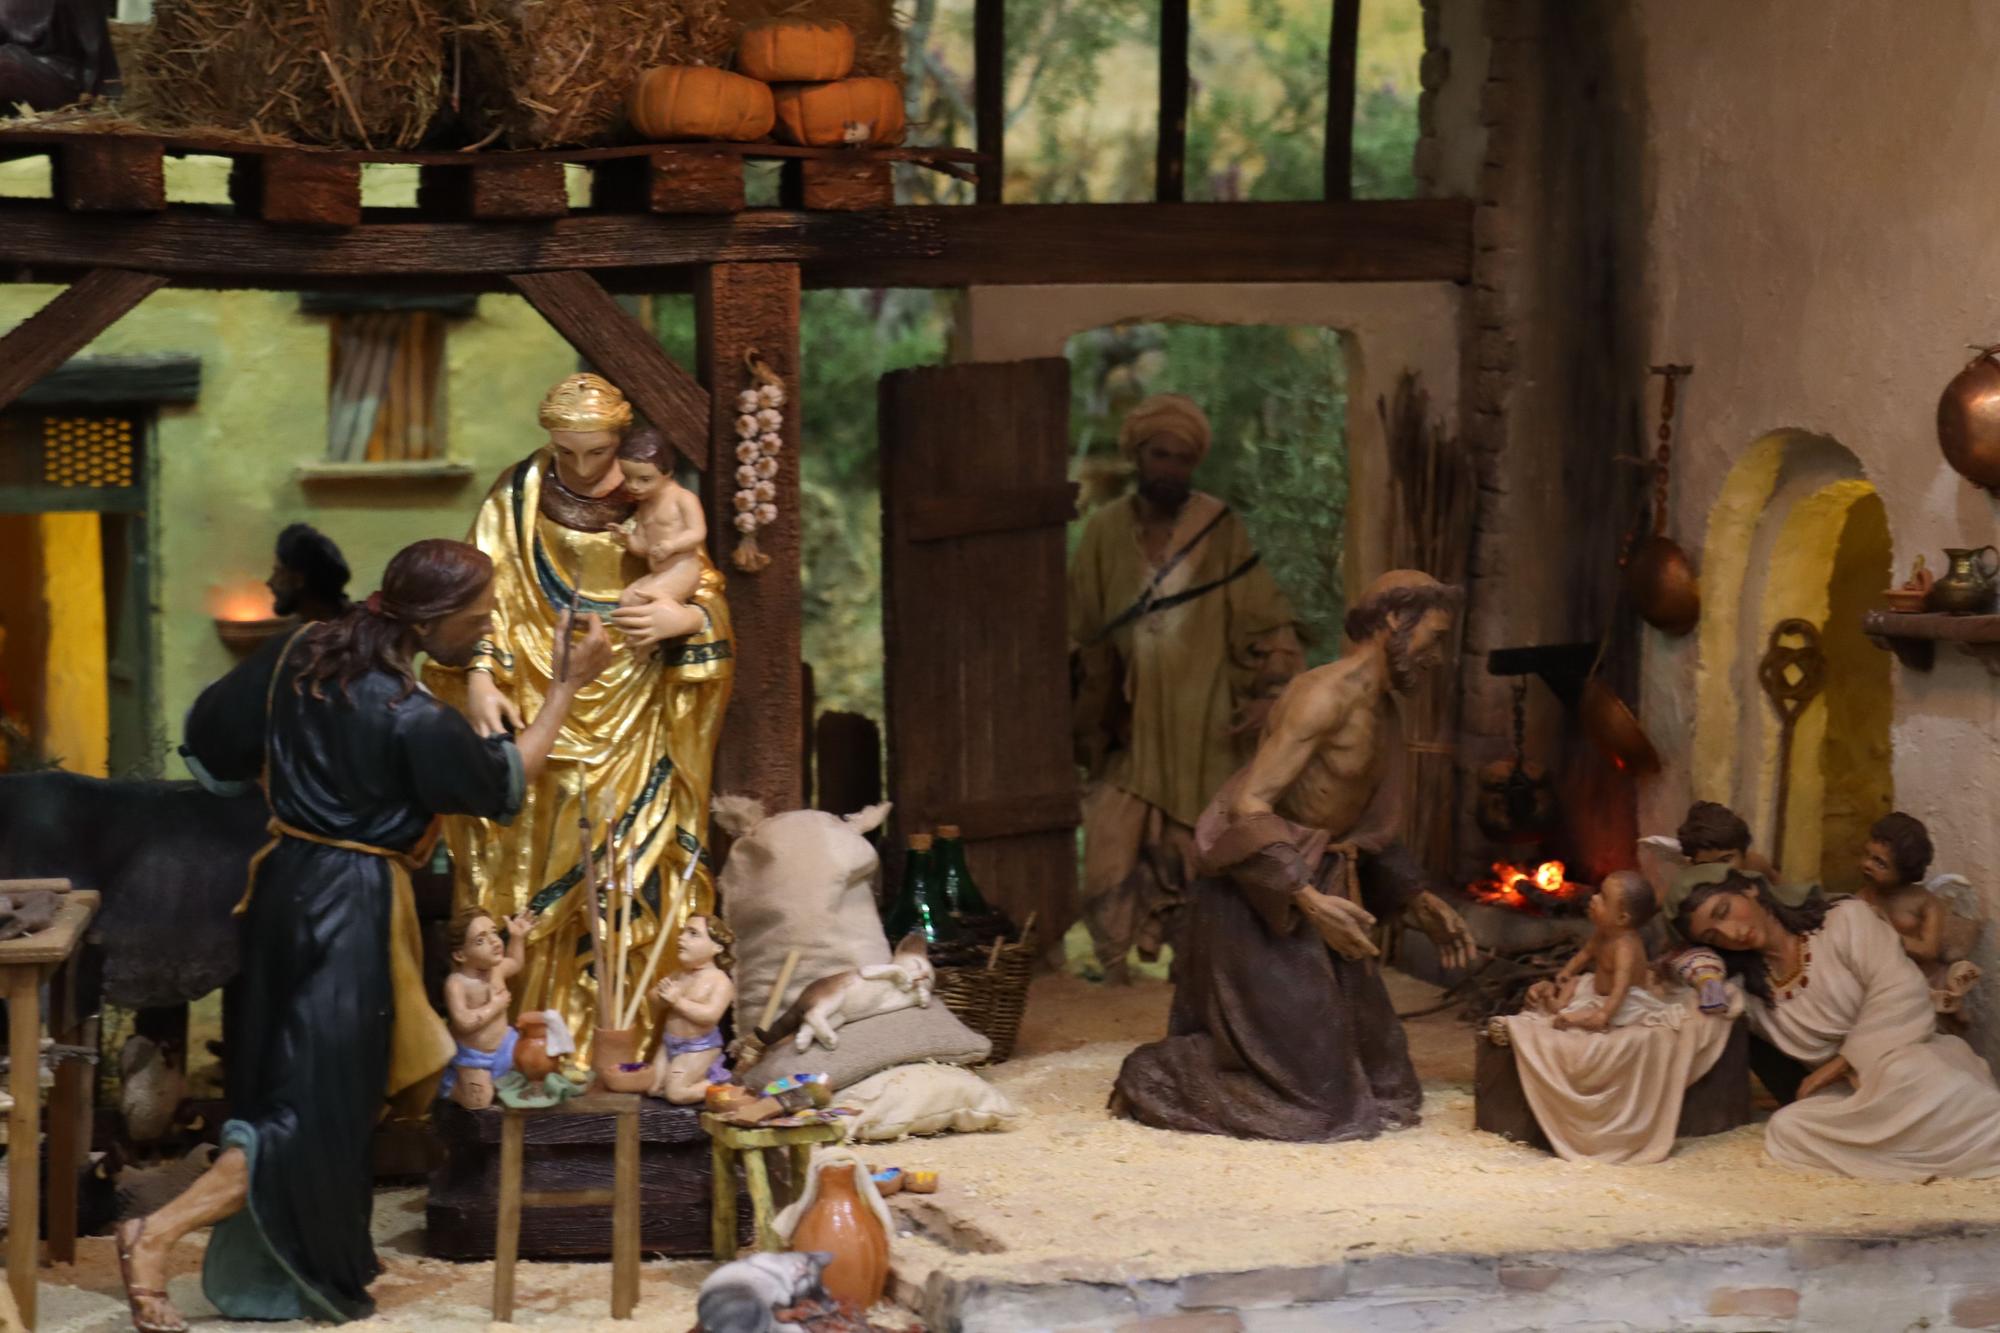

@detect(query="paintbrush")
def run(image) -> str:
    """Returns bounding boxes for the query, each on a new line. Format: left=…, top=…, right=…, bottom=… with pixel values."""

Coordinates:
left=578, top=794, right=609, bottom=1032
left=620, top=843, right=700, bottom=1031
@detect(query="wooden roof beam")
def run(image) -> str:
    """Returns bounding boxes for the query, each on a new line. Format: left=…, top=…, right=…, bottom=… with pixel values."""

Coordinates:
left=508, top=270, right=710, bottom=470
left=0, top=199, right=1471, bottom=290
left=0, top=269, right=168, bottom=415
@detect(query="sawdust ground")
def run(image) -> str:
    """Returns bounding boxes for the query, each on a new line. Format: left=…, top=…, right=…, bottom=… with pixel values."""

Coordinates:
left=31, top=970, right=2000, bottom=1329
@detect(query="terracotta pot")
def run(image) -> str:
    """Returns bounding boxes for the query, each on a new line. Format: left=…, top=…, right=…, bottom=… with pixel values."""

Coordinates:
left=515, top=1014, right=556, bottom=1080
left=598, top=1061, right=654, bottom=1093
left=593, top=1026, right=639, bottom=1075
left=789, top=1163, right=889, bottom=1311
left=1938, top=348, right=2000, bottom=490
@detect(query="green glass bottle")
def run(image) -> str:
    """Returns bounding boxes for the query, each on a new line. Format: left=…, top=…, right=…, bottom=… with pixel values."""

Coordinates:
left=884, top=832, right=961, bottom=945
left=934, top=824, right=1000, bottom=921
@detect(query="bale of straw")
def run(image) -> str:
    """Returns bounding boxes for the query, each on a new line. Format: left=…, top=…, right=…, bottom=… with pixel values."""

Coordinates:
left=724, top=0, right=904, bottom=81
left=446, top=0, right=737, bottom=148
left=129, top=0, right=447, bottom=149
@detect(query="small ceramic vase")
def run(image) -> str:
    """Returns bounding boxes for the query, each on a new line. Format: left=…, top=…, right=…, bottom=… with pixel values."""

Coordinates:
left=789, top=1163, right=889, bottom=1311
left=515, top=1014, right=556, bottom=1080
left=594, top=1026, right=639, bottom=1075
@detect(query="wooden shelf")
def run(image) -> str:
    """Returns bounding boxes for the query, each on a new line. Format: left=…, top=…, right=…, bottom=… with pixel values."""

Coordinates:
left=1862, top=609, right=2000, bottom=675
left=295, top=460, right=477, bottom=487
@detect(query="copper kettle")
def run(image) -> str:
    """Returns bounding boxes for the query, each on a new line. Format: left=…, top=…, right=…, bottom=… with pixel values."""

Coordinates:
left=1938, top=347, right=2000, bottom=490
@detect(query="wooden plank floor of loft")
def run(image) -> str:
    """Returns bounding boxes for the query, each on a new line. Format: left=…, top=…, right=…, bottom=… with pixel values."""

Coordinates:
left=0, top=197, right=1476, bottom=292
left=0, top=128, right=980, bottom=221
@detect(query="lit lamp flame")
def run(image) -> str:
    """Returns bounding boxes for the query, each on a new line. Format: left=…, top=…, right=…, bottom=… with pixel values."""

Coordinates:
left=210, top=582, right=276, bottom=623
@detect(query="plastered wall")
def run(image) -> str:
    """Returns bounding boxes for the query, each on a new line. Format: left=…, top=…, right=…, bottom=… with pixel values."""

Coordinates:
left=1632, top=1, right=2000, bottom=908
left=0, top=160, right=577, bottom=774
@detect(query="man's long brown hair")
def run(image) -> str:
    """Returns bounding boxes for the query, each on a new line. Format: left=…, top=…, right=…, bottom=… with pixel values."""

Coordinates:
left=292, top=539, right=493, bottom=704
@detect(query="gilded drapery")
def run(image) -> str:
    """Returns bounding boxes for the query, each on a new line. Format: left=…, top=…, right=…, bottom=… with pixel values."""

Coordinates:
left=426, top=451, right=733, bottom=1061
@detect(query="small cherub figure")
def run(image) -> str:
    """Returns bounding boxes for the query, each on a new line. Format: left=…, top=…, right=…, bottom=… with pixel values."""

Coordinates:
left=1527, top=870, right=1659, bottom=1033
left=1858, top=811, right=1982, bottom=1027
left=443, top=908, right=535, bottom=1110
left=647, top=913, right=737, bottom=1104
left=613, top=426, right=708, bottom=641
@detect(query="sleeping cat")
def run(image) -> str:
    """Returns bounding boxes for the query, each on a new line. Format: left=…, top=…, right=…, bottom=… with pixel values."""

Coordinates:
left=755, top=931, right=936, bottom=1054
left=696, top=1250, right=833, bottom=1333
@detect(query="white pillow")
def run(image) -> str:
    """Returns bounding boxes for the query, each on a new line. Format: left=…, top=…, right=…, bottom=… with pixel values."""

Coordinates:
left=836, top=1063, right=1024, bottom=1142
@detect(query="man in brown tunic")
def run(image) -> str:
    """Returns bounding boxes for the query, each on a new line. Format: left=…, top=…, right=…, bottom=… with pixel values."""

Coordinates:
left=1112, top=570, right=1477, bottom=1141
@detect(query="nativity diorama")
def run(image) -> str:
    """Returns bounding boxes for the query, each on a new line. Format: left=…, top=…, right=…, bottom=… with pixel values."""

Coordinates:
left=6, top=1, right=2000, bottom=1331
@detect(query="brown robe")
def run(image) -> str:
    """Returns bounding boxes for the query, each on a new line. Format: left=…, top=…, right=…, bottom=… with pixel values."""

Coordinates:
left=1112, top=704, right=1432, bottom=1142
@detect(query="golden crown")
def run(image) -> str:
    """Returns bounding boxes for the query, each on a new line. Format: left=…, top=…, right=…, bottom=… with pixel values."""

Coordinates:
left=538, top=373, right=633, bottom=433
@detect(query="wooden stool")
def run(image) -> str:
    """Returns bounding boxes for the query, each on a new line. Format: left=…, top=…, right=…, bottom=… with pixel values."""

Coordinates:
left=0, top=885, right=98, bottom=1332
left=494, top=1092, right=642, bottom=1322
left=700, top=1114, right=845, bottom=1258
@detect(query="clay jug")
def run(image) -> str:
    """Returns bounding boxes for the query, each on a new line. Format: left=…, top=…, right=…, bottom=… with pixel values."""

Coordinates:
left=514, top=1013, right=556, bottom=1080
left=1928, top=546, right=2000, bottom=614
left=789, top=1163, right=888, bottom=1311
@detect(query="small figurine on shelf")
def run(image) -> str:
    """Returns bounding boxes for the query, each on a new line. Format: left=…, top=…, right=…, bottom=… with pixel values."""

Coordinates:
left=1858, top=812, right=1984, bottom=1027
left=1527, top=871, right=1661, bottom=1032
left=647, top=913, right=737, bottom=1103
left=613, top=426, right=708, bottom=642
left=443, top=908, right=535, bottom=1110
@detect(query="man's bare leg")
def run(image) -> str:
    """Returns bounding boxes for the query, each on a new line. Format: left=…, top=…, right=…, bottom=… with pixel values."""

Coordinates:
left=116, top=1147, right=250, bottom=1330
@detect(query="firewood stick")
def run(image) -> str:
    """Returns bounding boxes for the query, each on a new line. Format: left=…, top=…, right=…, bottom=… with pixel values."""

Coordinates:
left=619, top=851, right=698, bottom=1030
left=758, top=949, right=803, bottom=1033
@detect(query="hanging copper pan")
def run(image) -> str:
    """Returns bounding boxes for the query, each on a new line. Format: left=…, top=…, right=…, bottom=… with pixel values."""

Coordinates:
left=1937, top=345, right=2000, bottom=491
left=1578, top=627, right=1660, bottom=775
left=1625, top=366, right=1700, bottom=636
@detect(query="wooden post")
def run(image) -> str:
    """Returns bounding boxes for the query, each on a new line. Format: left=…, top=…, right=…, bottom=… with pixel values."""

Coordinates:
left=1324, top=0, right=1362, bottom=200
left=493, top=1111, right=525, bottom=1322
left=0, top=269, right=167, bottom=415
left=508, top=270, right=711, bottom=470
left=974, top=0, right=1005, bottom=204
left=7, top=969, right=40, bottom=1329
left=1156, top=0, right=1190, bottom=202
left=612, top=1107, right=639, bottom=1318
left=696, top=264, right=803, bottom=814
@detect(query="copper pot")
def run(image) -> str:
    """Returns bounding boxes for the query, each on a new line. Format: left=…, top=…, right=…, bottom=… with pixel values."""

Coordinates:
left=1581, top=677, right=1660, bottom=775
left=1624, top=535, right=1701, bottom=635
left=1938, top=348, right=2000, bottom=490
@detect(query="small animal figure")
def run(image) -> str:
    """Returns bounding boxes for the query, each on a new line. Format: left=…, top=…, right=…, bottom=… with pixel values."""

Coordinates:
left=756, top=933, right=935, bottom=1054
left=118, top=1034, right=188, bottom=1148
left=695, top=1250, right=833, bottom=1333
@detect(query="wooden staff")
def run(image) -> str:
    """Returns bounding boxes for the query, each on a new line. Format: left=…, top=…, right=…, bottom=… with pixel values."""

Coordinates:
left=759, top=948, right=803, bottom=1033
left=619, top=848, right=699, bottom=1030
left=578, top=798, right=610, bottom=1032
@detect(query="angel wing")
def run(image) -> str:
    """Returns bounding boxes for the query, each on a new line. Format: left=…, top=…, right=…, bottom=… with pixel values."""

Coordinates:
left=1638, top=835, right=1688, bottom=865
left=1928, top=872, right=1978, bottom=914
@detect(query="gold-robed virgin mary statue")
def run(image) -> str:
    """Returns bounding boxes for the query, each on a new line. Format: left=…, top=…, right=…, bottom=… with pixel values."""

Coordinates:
left=426, top=374, right=733, bottom=1060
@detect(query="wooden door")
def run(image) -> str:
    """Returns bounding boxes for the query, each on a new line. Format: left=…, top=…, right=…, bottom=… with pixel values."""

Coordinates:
left=879, top=358, right=1079, bottom=946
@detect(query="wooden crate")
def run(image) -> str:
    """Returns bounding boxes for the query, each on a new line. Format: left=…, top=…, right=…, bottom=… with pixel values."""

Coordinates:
left=426, top=1098, right=748, bottom=1259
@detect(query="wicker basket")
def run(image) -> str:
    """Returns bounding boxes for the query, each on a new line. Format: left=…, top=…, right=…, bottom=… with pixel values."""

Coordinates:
left=933, top=926, right=1035, bottom=1065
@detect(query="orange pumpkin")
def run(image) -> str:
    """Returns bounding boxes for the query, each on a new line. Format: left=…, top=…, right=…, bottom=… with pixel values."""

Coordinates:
left=737, top=20, right=855, bottom=83
left=771, top=77, right=907, bottom=148
left=628, top=65, right=775, bottom=142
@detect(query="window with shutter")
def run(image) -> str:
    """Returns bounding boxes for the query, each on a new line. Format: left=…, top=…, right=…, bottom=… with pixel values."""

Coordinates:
left=326, top=310, right=445, bottom=463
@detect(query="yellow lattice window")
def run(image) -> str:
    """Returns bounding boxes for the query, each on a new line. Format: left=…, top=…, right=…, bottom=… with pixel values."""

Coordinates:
left=42, top=415, right=137, bottom=489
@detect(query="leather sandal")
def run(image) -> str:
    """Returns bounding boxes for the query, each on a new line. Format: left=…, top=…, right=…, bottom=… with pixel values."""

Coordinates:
left=114, top=1218, right=188, bottom=1333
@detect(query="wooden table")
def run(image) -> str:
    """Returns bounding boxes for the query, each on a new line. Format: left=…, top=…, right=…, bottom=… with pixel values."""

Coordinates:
left=493, top=1092, right=641, bottom=1322
left=0, top=889, right=98, bottom=1331
left=699, top=1113, right=846, bottom=1258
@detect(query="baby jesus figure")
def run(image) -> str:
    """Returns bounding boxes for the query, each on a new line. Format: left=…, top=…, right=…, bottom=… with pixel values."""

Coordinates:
left=646, top=914, right=736, bottom=1104
left=1528, top=870, right=1660, bottom=1032
left=1859, top=812, right=1982, bottom=1026
left=443, top=908, right=535, bottom=1110
left=614, top=427, right=708, bottom=642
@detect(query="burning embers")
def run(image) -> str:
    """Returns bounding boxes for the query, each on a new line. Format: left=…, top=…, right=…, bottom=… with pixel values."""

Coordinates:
left=1468, top=860, right=1591, bottom=915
